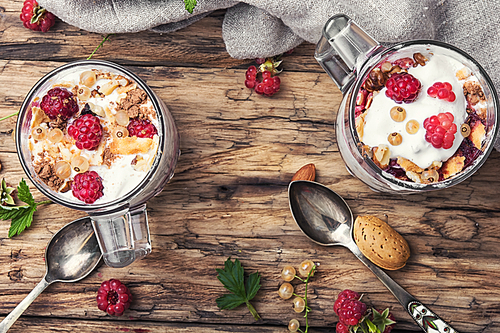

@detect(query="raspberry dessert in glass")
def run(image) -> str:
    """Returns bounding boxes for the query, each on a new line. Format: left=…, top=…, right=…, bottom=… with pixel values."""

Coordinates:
left=17, top=60, right=180, bottom=267
left=315, top=14, right=498, bottom=193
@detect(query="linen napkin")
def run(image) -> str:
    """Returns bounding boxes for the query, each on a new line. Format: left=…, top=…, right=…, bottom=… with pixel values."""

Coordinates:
left=38, top=0, right=500, bottom=150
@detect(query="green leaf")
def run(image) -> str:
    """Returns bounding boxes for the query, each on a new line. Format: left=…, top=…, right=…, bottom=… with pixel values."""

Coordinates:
left=216, top=258, right=246, bottom=298
left=184, top=0, right=197, bottom=14
left=371, top=308, right=396, bottom=333
left=215, top=258, right=261, bottom=320
left=8, top=206, right=36, bottom=238
left=17, top=179, right=35, bottom=206
left=365, top=319, right=380, bottom=333
left=245, top=271, right=261, bottom=300
left=216, top=293, right=245, bottom=310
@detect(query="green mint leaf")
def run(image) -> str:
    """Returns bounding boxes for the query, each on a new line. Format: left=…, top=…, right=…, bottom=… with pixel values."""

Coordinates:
left=245, top=271, right=261, bottom=300
left=184, top=0, right=197, bottom=13
left=215, top=293, right=245, bottom=310
left=215, top=258, right=261, bottom=320
left=17, top=179, right=35, bottom=206
left=8, top=206, right=36, bottom=238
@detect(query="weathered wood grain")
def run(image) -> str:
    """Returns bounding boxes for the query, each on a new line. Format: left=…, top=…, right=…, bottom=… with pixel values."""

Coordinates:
left=1, top=3, right=500, bottom=333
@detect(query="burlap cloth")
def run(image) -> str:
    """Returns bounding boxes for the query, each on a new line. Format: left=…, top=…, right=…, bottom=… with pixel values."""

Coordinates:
left=39, top=0, right=500, bottom=150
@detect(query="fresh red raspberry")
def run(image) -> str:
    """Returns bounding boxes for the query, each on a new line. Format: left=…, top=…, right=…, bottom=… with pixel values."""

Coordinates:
left=334, top=289, right=361, bottom=314
left=427, top=82, right=456, bottom=102
left=337, top=298, right=367, bottom=326
left=385, top=73, right=421, bottom=104
left=20, top=0, right=56, bottom=32
left=40, top=87, right=78, bottom=120
left=71, top=171, right=104, bottom=204
left=68, top=114, right=103, bottom=150
left=244, top=66, right=280, bottom=96
left=97, top=279, right=132, bottom=316
left=336, top=321, right=349, bottom=333
left=127, top=118, right=158, bottom=138
left=423, top=112, right=457, bottom=149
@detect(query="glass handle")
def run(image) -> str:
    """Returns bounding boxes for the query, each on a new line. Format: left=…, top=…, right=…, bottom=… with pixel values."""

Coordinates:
left=315, top=14, right=380, bottom=93
left=130, top=204, right=152, bottom=260
left=90, top=209, right=136, bottom=268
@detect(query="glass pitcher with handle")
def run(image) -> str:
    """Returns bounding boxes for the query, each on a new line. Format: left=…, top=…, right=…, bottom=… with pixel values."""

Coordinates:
left=316, top=14, right=498, bottom=194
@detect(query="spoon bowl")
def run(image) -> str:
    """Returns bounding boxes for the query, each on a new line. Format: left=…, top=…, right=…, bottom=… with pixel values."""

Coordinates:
left=0, top=217, right=101, bottom=332
left=289, top=180, right=459, bottom=333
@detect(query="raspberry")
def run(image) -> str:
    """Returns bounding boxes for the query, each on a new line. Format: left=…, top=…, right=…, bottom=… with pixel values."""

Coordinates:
left=337, top=298, right=367, bottom=326
left=68, top=114, right=103, bottom=150
left=20, top=0, right=56, bottom=32
left=427, top=81, right=456, bottom=102
left=334, top=289, right=360, bottom=314
left=423, top=112, right=457, bottom=149
left=40, top=87, right=78, bottom=120
left=385, top=73, right=421, bottom=104
left=336, top=321, right=349, bottom=333
left=127, top=118, right=158, bottom=138
left=244, top=65, right=281, bottom=97
left=97, top=279, right=132, bottom=316
left=71, top=171, right=104, bottom=204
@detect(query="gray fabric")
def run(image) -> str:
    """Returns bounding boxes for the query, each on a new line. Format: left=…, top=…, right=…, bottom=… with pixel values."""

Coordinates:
left=38, top=0, right=500, bottom=150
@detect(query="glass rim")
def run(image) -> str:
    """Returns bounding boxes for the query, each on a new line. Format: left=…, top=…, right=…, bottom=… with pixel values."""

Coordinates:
left=348, top=40, right=499, bottom=190
left=16, top=59, right=167, bottom=211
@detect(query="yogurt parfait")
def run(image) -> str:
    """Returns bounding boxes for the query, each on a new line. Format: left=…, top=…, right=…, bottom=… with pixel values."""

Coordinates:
left=355, top=50, right=491, bottom=185
left=26, top=66, right=160, bottom=204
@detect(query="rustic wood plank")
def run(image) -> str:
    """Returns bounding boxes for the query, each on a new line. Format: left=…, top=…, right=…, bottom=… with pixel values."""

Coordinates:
left=5, top=317, right=419, bottom=333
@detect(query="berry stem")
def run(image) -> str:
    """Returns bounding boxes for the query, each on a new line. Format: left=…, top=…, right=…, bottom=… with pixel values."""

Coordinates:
left=294, top=275, right=305, bottom=282
left=0, top=111, right=19, bottom=122
left=302, top=264, right=316, bottom=333
left=245, top=301, right=260, bottom=321
left=87, top=34, right=113, bottom=60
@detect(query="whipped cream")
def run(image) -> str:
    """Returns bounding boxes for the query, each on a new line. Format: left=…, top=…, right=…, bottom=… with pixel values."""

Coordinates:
left=362, top=54, right=468, bottom=169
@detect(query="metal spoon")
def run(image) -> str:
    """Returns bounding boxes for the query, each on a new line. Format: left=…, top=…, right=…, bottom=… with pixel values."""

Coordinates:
left=0, top=217, right=101, bottom=332
left=289, top=180, right=458, bottom=333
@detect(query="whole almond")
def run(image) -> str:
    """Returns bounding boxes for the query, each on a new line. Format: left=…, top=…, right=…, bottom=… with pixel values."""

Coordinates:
left=291, top=163, right=316, bottom=182
left=354, top=215, right=410, bottom=270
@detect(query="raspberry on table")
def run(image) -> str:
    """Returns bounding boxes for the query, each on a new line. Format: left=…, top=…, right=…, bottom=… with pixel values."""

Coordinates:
left=334, top=289, right=360, bottom=314
left=20, top=0, right=56, bottom=32
left=96, top=279, right=132, bottom=316
left=40, top=87, right=79, bottom=120
left=337, top=298, right=367, bottom=326
left=336, top=321, right=349, bottom=333
left=71, top=171, right=104, bottom=204
left=385, top=73, right=421, bottom=104
left=68, top=114, right=103, bottom=150
left=127, top=118, right=158, bottom=139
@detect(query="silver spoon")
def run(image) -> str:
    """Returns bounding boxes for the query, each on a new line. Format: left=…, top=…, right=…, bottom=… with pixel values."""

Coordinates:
left=0, top=217, right=102, bottom=332
left=289, top=180, right=458, bottom=333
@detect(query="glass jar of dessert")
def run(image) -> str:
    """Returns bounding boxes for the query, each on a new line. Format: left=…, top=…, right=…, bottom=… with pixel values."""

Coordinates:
left=315, top=14, right=498, bottom=193
left=16, top=60, right=180, bottom=267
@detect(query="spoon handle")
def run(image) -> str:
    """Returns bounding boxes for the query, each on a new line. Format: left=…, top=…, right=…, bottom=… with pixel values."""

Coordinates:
left=0, top=277, right=51, bottom=333
left=345, top=242, right=459, bottom=333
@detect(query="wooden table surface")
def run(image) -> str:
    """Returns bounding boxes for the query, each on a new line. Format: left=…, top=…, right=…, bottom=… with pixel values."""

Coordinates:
left=2, top=2, right=500, bottom=332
